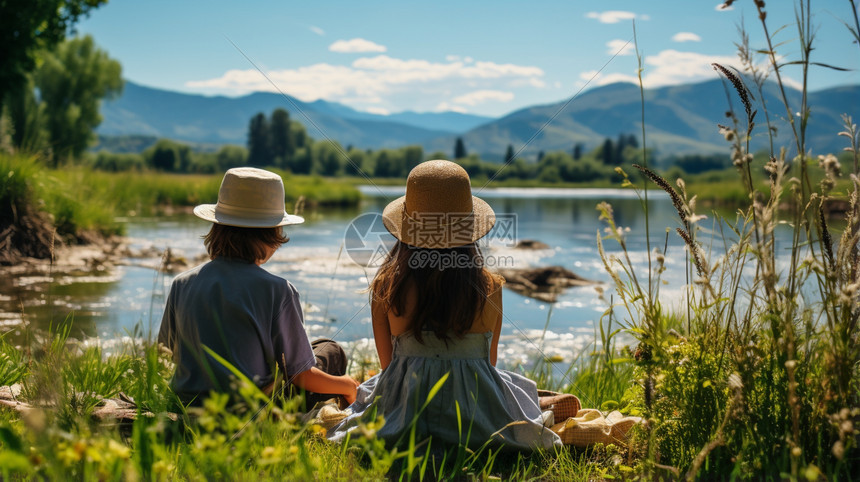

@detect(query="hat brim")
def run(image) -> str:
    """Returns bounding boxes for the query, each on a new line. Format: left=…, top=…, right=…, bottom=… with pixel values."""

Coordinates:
left=193, top=204, right=305, bottom=228
left=381, top=195, right=495, bottom=249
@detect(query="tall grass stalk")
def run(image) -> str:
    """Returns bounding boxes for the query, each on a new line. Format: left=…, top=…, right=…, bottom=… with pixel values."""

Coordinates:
left=595, top=1, right=860, bottom=478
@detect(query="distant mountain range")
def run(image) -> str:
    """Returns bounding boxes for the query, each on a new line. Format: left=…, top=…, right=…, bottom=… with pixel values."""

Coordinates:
left=97, top=81, right=491, bottom=151
left=97, top=80, right=859, bottom=160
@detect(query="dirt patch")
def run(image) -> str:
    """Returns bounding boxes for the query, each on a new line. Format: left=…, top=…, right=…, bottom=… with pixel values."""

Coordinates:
left=0, top=203, right=59, bottom=265
left=0, top=235, right=129, bottom=277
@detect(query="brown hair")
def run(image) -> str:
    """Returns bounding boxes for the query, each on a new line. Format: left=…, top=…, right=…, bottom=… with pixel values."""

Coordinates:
left=203, top=224, right=289, bottom=262
left=370, top=241, right=496, bottom=342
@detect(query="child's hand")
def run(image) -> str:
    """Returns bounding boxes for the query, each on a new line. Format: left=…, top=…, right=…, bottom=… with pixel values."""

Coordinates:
left=343, top=376, right=361, bottom=405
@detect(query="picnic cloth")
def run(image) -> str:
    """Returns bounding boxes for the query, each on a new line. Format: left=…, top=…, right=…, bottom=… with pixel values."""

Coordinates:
left=537, top=390, right=581, bottom=422
left=550, top=408, right=641, bottom=447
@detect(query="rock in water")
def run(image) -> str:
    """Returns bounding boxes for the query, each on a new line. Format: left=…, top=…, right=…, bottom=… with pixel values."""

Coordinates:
left=496, top=266, right=598, bottom=303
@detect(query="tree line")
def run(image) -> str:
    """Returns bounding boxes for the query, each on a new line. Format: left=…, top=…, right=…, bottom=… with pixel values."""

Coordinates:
left=88, top=106, right=736, bottom=183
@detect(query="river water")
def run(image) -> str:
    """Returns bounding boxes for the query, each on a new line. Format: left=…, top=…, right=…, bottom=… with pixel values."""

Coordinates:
left=3, top=186, right=737, bottom=370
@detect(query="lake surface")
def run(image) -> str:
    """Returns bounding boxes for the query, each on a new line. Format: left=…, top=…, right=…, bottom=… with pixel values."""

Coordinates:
left=2, top=186, right=771, bottom=371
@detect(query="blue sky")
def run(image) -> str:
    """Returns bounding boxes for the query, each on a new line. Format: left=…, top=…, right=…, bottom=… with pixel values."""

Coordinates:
left=76, top=0, right=859, bottom=117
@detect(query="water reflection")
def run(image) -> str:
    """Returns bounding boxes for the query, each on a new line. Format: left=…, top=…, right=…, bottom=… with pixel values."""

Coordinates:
left=1, top=187, right=755, bottom=368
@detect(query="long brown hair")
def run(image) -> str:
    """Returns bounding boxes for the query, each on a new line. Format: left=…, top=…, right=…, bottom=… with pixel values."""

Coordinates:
left=371, top=241, right=495, bottom=342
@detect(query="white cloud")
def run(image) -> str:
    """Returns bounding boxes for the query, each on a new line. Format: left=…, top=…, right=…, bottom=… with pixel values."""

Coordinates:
left=672, top=32, right=702, bottom=42
left=607, top=39, right=635, bottom=56
left=716, top=3, right=734, bottom=11
left=329, top=38, right=387, bottom=53
left=186, top=55, right=544, bottom=114
left=452, top=90, right=514, bottom=106
left=586, top=11, right=638, bottom=24
left=641, top=50, right=739, bottom=87
left=434, top=102, right=468, bottom=113
left=581, top=49, right=806, bottom=91
left=309, top=25, right=325, bottom=36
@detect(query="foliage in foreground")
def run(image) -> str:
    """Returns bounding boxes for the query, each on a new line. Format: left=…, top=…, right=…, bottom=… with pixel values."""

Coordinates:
left=592, top=1, right=860, bottom=478
left=0, top=320, right=637, bottom=481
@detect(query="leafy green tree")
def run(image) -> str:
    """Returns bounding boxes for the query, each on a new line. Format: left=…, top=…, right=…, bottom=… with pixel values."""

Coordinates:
left=313, top=140, right=343, bottom=176
left=0, top=0, right=107, bottom=114
left=504, top=144, right=515, bottom=163
left=537, top=164, right=560, bottom=183
left=91, top=151, right=144, bottom=172
left=33, top=35, right=122, bottom=164
left=598, top=138, right=615, bottom=165
left=247, top=112, right=270, bottom=166
left=269, top=108, right=293, bottom=169
left=507, top=157, right=532, bottom=180
left=402, top=145, right=423, bottom=173
left=453, top=137, right=467, bottom=160
left=572, top=143, right=584, bottom=160
left=457, top=155, right=485, bottom=179
left=289, top=147, right=313, bottom=174
left=291, top=122, right=308, bottom=149
left=374, top=150, right=393, bottom=177
left=145, top=139, right=191, bottom=172
left=216, top=145, right=247, bottom=171
left=5, top=78, right=50, bottom=153
left=561, top=156, right=606, bottom=182
left=344, top=148, right=366, bottom=176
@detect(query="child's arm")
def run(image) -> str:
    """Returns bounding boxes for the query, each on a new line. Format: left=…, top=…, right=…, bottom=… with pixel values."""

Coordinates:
left=488, top=289, right=503, bottom=366
left=292, top=368, right=360, bottom=404
left=371, top=297, right=393, bottom=371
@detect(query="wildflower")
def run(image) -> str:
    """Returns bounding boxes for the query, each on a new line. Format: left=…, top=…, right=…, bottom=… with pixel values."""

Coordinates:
left=718, top=124, right=736, bottom=142
left=107, top=439, right=131, bottom=460
left=152, top=460, right=175, bottom=477
left=728, top=373, right=743, bottom=390
left=818, top=154, right=841, bottom=175
left=833, top=440, right=845, bottom=460
left=58, top=444, right=82, bottom=465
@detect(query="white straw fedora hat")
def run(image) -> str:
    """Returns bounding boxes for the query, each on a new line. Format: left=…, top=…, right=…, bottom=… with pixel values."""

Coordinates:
left=193, top=167, right=304, bottom=228
left=382, top=160, right=495, bottom=249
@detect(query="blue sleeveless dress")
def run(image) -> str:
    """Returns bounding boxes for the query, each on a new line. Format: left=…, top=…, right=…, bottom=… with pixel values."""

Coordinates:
left=327, top=332, right=561, bottom=450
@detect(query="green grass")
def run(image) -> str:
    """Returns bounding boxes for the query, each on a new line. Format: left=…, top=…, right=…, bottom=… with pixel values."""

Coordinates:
left=1, top=155, right=362, bottom=243
left=0, top=322, right=640, bottom=480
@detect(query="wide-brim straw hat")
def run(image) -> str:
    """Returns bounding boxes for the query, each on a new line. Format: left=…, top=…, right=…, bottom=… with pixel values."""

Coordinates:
left=193, top=167, right=304, bottom=228
left=382, top=160, right=495, bottom=249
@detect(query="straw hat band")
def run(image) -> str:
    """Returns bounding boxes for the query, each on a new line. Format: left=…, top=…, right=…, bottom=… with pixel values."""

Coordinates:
left=401, top=209, right=476, bottom=226
left=404, top=186, right=473, bottom=216
left=215, top=201, right=287, bottom=219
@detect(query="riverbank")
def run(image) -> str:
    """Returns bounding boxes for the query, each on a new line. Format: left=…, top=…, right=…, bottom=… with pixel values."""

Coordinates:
left=0, top=154, right=363, bottom=266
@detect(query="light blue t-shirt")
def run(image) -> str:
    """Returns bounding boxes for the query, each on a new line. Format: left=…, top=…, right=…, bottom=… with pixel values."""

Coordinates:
left=158, top=257, right=316, bottom=400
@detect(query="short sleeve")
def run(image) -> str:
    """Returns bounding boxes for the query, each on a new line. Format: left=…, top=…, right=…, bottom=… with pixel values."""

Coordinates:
left=157, top=283, right=176, bottom=349
left=272, top=282, right=316, bottom=378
